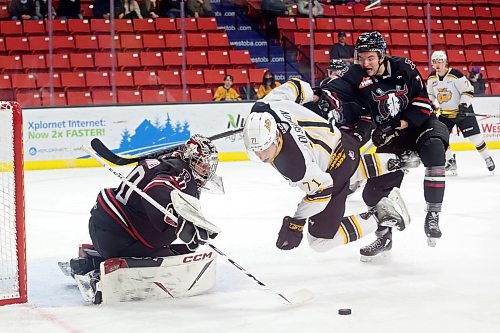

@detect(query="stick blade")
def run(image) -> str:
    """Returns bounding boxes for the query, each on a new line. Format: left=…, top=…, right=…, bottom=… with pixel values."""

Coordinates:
left=281, top=288, right=315, bottom=305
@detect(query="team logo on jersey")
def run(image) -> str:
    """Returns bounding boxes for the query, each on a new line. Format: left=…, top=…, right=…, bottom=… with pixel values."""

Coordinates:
left=371, top=85, right=409, bottom=122
left=359, top=77, right=374, bottom=88
left=145, top=159, right=160, bottom=169
left=436, top=88, right=452, bottom=104
left=348, top=150, right=355, bottom=160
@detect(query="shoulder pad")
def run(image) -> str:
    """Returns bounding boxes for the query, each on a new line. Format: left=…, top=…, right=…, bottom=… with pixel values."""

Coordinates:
left=449, top=68, right=465, bottom=78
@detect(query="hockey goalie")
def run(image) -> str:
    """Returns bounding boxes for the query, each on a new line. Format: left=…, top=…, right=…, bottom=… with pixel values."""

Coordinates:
left=59, top=135, right=221, bottom=304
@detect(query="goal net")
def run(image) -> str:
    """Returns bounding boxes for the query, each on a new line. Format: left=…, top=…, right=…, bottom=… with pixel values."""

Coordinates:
left=0, top=101, right=27, bottom=305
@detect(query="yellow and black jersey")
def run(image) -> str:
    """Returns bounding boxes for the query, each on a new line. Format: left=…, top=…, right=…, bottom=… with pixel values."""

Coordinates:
left=427, top=68, right=474, bottom=118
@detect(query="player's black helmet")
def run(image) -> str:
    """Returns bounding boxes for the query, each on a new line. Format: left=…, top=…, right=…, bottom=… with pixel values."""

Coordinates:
left=328, top=59, right=347, bottom=71
left=355, top=31, right=387, bottom=58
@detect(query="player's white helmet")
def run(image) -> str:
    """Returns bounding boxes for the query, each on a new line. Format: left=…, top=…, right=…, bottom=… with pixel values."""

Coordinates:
left=182, top=135, right=218, bottom=186
left=431, top=50, right=447, bottom=63
left=243, top=112, right=278, bottom=152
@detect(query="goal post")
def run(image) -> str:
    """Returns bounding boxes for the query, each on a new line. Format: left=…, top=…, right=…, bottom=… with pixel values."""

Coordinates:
left=0, top=101, right=27, bottom=305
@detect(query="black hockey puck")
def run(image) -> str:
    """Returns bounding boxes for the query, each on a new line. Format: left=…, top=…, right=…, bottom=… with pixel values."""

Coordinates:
left=338, top=308, right=352, bottom=315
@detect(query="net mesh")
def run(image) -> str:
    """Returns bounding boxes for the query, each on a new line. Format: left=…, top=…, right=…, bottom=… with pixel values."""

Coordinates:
left=0, top=101, right=20, bottom=301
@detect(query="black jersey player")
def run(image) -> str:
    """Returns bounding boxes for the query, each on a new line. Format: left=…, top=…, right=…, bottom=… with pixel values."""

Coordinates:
left=320, top=31, right=450, bottom=251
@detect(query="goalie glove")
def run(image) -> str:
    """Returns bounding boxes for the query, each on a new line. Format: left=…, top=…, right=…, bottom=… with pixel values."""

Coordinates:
left=372, top=125, right=399, bottom=147
left=276, top=216, right=306, bottom=250
left=176, top=217, right=217, bottom=251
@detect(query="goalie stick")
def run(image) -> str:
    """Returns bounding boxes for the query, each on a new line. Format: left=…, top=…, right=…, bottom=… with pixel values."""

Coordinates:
left=82, top=145, right=221, bottom=234
left=90, top=127, right=244, bottom=166
left=83, top=144, right=314, bottom=306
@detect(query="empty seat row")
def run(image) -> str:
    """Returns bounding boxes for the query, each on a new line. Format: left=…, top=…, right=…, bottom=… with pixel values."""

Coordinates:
left=0, top=32, right=231, bottom=54
left=0, top=50, right=253, bottom=72
left=1, top=68, right=268, bottom=91
left=0, top=18, right=221, bottom=36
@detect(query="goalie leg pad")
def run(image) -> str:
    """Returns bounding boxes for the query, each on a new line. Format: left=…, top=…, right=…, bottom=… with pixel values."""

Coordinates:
left=97, top=250, right=217, bottom=304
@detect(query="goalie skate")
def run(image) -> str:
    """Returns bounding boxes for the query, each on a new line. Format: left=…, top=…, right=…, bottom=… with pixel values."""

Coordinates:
left=375, top=188, right=410, bottom=231
left=445, top=154, right=458, bottom=176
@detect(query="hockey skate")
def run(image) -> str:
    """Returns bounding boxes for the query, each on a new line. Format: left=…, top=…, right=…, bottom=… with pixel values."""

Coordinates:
left=74, top=269, right=102, bottom=304
left=388, top=150, right=421, bottom=172
left=374, top=188, right=411, bottom=231
left=485, top=157, right=495, bottom=174
left=360, top=228, right=392, bottom=262
left=445, top=154, right=458, bottom=176
left=424, top=212, right=441, bottom=247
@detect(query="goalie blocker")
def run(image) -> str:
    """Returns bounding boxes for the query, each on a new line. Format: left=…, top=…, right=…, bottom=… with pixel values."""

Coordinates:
left=62, top=247, right=217, bottom=304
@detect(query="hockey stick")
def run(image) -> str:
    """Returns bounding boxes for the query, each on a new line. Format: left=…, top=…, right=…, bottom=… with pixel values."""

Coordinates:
left=90, top=127, right=244, bottom=166
left=82, top=145, right=221, bottom=234
left=207, top=243, right=314, bottom=305
left=464, top=112, right=500, bottom=119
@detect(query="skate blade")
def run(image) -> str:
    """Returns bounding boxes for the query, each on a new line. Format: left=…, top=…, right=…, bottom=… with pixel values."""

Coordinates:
left=360, top=251, right=391, bottom=263
left=58, top=261, right=73, bottom=277
left=446, top=170, right=458, bottom=176
left=427, top=237, right=439, bottom=247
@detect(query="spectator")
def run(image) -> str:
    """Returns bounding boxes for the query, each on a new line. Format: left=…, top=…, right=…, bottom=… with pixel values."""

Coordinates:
left=158, top=0, right=182, bottom=18
left=93, top=0, right=111, bottom=18
left=329, top=31, right=355, bottom=64
left=140, top=0, right=159, bottom=18
left=186, top=0, right=213, bottom=18
left=9, top=0, right=39, bottom=20
left=297, top=0, right=323, bottom=17
left=213, top=75, right=242, bottom=101
left=468, top=66, right=486, bottom=96
left=257, top=70, right=281, bottom=99
left=36, top=0, right=56, bottom=19
left=57, top=0, right=82, bottom=19
left=115, top=0, right=142, bottom=19
left=262, top=0, right=288, bottom=35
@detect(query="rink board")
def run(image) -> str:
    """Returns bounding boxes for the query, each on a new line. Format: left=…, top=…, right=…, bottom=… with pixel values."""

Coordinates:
left=20, top=97, right=500, bottom=170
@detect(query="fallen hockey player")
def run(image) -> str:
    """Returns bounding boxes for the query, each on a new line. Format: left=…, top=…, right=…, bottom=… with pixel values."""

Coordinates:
left=59, top=135, right=220, bottom=304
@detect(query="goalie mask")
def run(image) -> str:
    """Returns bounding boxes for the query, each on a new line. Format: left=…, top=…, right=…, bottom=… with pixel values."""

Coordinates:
left=182, top=135, right=219, bottom=187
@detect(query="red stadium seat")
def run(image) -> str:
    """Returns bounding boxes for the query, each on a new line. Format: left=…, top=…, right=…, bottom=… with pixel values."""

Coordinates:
left=322, top=5, right=335, bottom=17
left=0, top=74, right=11, bottom=90
left=445, top=33, right=464, bottom=47
left=190, top=88, right=213, bottom=102
left=36, top=73, right=61, bottom=89
left=141, top=89, right=167, bottom=103
left=117, top=89, right=141, bottom=104
left=430, top=19, right=444, bottom=31
left=409, top=49, right=429, bottom=64
left=74, top=35, right=99, bottom=51
left=94, top=52, right=115, bottom=69
left=133, top=18, right=156, bottom=33
left=429, top=5, right=441, bottom=17
left=406, top=5, right=425, bottom=18
left=462, top=34, right=482, bottom=47
left=207, top=50, right=230, bottom=68
left=68, top=19, right=90, bottom=34
left=50, top=54, right=71, bottom=70
left=114, top=71, right=135, bottom=87
left=197, top=18, right=219, bottom=31
left=187, top=33, right=208, bottom=49
left=0, top=55, right=23, bottom=73
left=447, top=50, right=466, bottom=64
left=61, top=72, right=86, bottom=89
left=490, top=83, right=500, bottom=95
left=249, top=68, right=267, bottom=84
left=207, top=33, right=230, bottom=49
left=464, top=50, right=484, bottom=64
left=162, top=51, right=183, bottom=68
left=390, top=33, right=411, bottom=47
left=140, top=51, right=164, bottom=68
left=475, top=6, right=492, bottom=19
left=483, top=50, right=499, bottom=64
left=120, top=35, right=143, bottom=50
left=229, top=50, right=252, bottom=67
left=97, top=35, right=120, bottom=50
left=226, top=68, right=249, bottom=85
left=316, top=18, right=335, bottom=31
left=85, top=71, right=110, bottom=88
left=335, top=4, right=354, bottom=17
left=294, top=32, right=312, bottom=46
left=155, top=18, right=177, bottom=32
left=186, top=51, right=208, bottom=67
left=67, top=90, right=93, bottom=105
left=203, top=69, right=226, bottom=85
left=5, top=37, right=29, bottom=54
left=389, top=5, right=407, bottom=17
left=11, top=73, right=37, bottom=89
left=389, top=49, right=410, bottom=58
left=442, top=19, right=461, bottom=32
left=142, top=34, right=166, bottom=50
left=353, top=18, right=372, bottom=31
left=0, top=21, right=23, bottom=35
left=42, top=91, right=67, bottom=106
left=314, top=32, right=333, bottom=47
left=485, top=66, right=500, bottom=80
left=370, top=5, right=390, bottom=18
left=91, top=19, right=111, bottom=33
left=477, top=20, right=495, bottom=33
left=460, top=19, right=479, bottom=32
left=296, top=18, right=315, bottom=31
left=92, top=90, right=115, bottom=104
left=391, top=18, right=409, bottom=31
left=23, top=20, right=45, bottom=35
left=277, top=17, right=296, bottom=31
left=409, top=33, right=427, bottom=47
left=115, top=19, right=134, bottom=33
left=52, top=36, right=75, bottom=51
left=0, top=37, right=4, bottom=52
left=176, top=18, right=197, bottom=31
left=458, top=6, right=475, bottom=18
left=430, top=33, right=446, bottom=48
left=133, top=71, right=159, bottom=87
left=334, top=18, right=353, bottom=31
left=22, top=54, right=47, bottom=70
left=16, top=91, right=42, bottom=107
left=441, top=5, right=458, bottom=18
left=165, top=89, right=187, bottom=102
left=314, top=49, right=331, bottom=64
left=0, top=6, right=10, bottom=21
left=481, top=34, right=498, bottom=47
left=51, top=19, right=68, bottom=34
left=407, top=18, right=425, bottom=32
left=185, top=70, right=204, bottom=85
left=117, top=52, right=141, bottom=69
left=70, top=53, right=95, bottom=69
left=164, top=34, right=183, bottom=49
left=371, top=18, right=391, bottom=32
left=157, top=70, right=181, bottom=86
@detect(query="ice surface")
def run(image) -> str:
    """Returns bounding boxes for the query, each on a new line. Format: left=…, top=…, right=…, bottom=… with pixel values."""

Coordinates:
left=1, top=150, right=499, bottom=333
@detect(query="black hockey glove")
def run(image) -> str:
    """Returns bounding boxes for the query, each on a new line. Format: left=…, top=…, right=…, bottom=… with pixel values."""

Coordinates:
left=176, top=217, right=217, bottom=250
left=456, top=103, right=469, bottom=122
left=276, top=216, right=306, bottom=250
left=317, top=89, right=338, bottom=118
left=372, top=125, right=399, bottom=147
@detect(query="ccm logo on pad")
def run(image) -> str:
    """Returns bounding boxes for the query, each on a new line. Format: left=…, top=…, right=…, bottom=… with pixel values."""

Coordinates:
left=183, top=252, right=213, bottom=263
